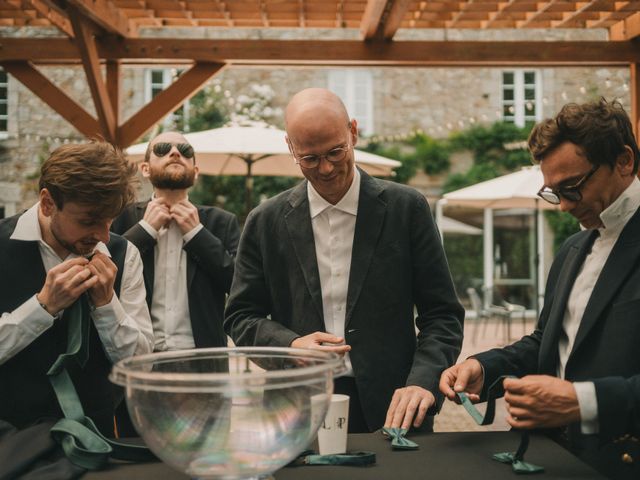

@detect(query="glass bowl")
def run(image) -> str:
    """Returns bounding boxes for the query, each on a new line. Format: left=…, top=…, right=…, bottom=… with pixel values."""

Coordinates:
left=110, top=347, right=345, bottom=479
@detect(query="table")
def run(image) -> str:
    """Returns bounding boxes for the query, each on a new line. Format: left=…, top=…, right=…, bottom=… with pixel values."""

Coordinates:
left=85, top=431, right=604, bottom=479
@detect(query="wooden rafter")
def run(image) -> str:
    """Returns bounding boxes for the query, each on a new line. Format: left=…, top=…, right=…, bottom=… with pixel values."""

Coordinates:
left=631, top=63, right=640, bottom=139
left=360, top=0, right=388, bottom=39
left=68, top=7, right=117, bottom=142
left=589, top=1, right=640, bottom=28
left=66, top=0, right=136, bottom=37
left=24, top=0, right=74, bottom=36
left=1, top=38, right=637, bottom=66
left=118, top=61, right=224, bottom=147
left=610, top=11, right=640, bottom=40
left=213, top=0, right=234, bottom=27
left=383, top=0, right=411, bottom=39
left=0, top=61, right=102, bottom=137
left=553, top=0, right=613, bottom=28
left=298, top=0, right=305, bottom=28
left=106, top=60, right=121, bottom=126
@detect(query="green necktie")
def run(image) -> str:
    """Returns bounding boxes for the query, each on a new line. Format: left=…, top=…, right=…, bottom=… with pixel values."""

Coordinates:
left=47, top=294, right=155, bottom=470
left=457, top=376, right=544, bottom=474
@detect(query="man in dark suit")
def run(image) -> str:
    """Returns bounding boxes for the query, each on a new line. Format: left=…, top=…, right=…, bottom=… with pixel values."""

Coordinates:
left=225, top=88, right=464, bottom=433
left=440, top=99, right=640, bottom=480
left=112, top=131, right=240, bottom=350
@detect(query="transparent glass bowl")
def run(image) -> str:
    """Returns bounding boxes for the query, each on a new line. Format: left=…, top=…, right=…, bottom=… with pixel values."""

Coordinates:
left=110, top=347, right=345, bottom=479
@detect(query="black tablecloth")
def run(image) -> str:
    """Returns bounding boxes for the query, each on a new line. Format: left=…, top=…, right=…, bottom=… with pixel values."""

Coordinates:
left=85, top=431, right=605, bottom=479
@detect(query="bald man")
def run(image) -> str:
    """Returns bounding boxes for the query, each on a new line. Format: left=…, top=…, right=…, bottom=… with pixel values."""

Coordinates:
left=112, top=131, right=240, bottom=351
left=225, top=88, right=464, bottom=433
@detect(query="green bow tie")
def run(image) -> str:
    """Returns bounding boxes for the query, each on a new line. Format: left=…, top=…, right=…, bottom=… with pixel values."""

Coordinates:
left=381, top=427, right=419, bottom=450
left=457, top=376, right=544, bottom=475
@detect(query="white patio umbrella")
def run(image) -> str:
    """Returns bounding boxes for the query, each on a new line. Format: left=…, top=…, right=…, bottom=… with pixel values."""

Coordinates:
left=126, top=125, right=400, bottom=213
left=438, top=165, right=559, bottom=314
left=438, top=216, right=483, bottom=236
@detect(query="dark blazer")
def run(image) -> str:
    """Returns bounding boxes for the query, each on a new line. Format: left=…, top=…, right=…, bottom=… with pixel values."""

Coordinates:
left=224, top=169, right=464, bottom=431
left=111, top=202, right=240, bottom=348
left=475, top=207, right=640, bottom=480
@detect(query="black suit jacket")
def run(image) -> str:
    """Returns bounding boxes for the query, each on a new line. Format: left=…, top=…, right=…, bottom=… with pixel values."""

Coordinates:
left=475, top=207, right=640, bottom=480
left=111, top=202, right=240, bottom=348
left=224, top=169, right=464, bottom=431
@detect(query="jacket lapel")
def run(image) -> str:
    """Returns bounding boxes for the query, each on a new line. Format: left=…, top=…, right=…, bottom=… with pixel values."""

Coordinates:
left=284, top=182, right=324, bottom=323
left=345, top=170, right=386, bottom=327
left=570, top=208, right=640, bottom=359
left=186, top=207, right=205, bottom=289
left=137, top=201, right=155, bottom=299
left=538, top=229, right=598, bottom=374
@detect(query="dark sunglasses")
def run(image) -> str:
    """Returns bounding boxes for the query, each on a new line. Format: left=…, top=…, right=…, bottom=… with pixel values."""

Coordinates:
left=537, top=164, right=599, bottom=205
left=152, top=142, right=194, bottom=159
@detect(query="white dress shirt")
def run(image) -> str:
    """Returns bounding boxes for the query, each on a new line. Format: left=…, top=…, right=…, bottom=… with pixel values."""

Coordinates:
left=0, top=203, right=154, bottom=365
left=139, top=215, right=203, bottom=351
left=308, top=168, right=360, bottom=376
left=559, top=177, right=640, bottom=433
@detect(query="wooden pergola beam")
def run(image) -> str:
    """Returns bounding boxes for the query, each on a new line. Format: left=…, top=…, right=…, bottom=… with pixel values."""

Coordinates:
left=24, top=0, right=74, bottom=37
left=66, top=0, right=135, bottom=37
left=360, top=0, right=388, bottom=39
left=118, top=61, right=225, bottom=147
left=610, top=11, right=640, bottom=40
left=383, top=0, right=412, bottom=39
left=0, top=60, right=101, bottom=137
left=106, top=60, right=121, bottom=126
left=631, top=63, right=640, bottom=140
left=69, top=8, right=117, bottom=143
left=0, top=38, right=637, bottom=66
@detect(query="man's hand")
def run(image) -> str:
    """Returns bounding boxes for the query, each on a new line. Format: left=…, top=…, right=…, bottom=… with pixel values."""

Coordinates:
left=37, top=257, right=97, bottom=315
left=170, top=200, right=200, bottom=235
left=503, top=375, right=580, bottom=429
left=439, top=359, right=484, bottom=403
left=86, top=252, right=117, bottom=307
left=384, top=386, right=435, bottom=429
left=290, top=332, right=351, bottom=354
left=143, top=198, right=171, bottom=231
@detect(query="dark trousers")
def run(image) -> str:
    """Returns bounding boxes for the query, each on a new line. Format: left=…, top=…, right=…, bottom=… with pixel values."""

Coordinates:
left=334, top=376, right=370, bottom=433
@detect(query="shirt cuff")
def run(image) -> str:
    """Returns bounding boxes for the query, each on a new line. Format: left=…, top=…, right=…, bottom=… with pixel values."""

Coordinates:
left=139, top=220, right=159, bottom=239
left=183, top=223, right=203, bottom=244
left=19, top=295, right=56, bottom=336
left=574, top=381, right=599, bottom=434
left=90, top=293, right=123, bottom=360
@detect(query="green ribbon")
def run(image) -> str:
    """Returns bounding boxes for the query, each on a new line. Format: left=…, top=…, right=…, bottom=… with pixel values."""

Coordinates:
left=288, top=450, right=376, bottom=467
left=456, top=376, right=544, bottom=475
left=381, top=427, right=419, bottom=450
left=47, top=295, right=155, bottom=470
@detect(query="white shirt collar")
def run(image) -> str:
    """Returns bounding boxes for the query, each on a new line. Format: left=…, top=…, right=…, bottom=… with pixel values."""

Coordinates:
left=598, top=177, right=640, bottom=235
left=307, top=168, right=360, bottom=219
left=10, top=202, right=110, bottom=257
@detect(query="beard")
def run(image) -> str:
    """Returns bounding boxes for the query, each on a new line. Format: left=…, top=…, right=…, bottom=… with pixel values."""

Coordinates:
left=50, top=218, right=97, bottom=256
left=149, top=165, right=196, bottom=190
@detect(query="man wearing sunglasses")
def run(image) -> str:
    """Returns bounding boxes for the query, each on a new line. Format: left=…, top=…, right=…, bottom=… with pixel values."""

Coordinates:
left=225, top=88, right=464, bottom=433
left=112, top=131, right=240, bottom=353
left=440, top=99, right=640, bottom=480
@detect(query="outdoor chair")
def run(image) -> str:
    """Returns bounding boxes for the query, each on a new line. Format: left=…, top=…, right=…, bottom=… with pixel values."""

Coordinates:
left=491, top=287, right=527, bottom=340
left=466, top=287, right=511, bottom=344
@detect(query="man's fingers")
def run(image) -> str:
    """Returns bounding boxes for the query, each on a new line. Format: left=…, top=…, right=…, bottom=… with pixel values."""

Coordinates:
left=317, top=344, right=350, bottom=353
left=313, top=332, right=345, bottom=344
left=439, top=368, right=458, bottom=400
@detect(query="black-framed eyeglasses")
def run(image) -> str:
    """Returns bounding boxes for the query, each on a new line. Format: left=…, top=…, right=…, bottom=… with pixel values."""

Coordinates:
left=291, top=141, right=350, bottom=169
left=537, top=164, right=600, bottom=205
left=152, top=142, right=194, bottom=159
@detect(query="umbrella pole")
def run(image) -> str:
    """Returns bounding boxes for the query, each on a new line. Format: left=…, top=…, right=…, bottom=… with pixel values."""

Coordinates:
left=245, top=159, right=254, bottom=218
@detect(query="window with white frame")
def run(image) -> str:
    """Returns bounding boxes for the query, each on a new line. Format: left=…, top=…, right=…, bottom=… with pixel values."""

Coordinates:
left=0, top=69, right=8, bottom=138
left=502, top=70, right=541, bottom=128
left=328, top=69, right=373, bottom=136
left=145, top=69, right=190, bottom=130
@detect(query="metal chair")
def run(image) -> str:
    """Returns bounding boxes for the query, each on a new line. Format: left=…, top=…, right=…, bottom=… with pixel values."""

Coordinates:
left=466, top=287, right=511, bottom=344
